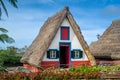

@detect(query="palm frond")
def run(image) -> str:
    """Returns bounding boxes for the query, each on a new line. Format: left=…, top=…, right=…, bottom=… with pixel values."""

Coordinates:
left=0, top=0, right=8, bottom=17
left=0, top=34, right=15, bottom=44
left=7, top=0, right=18, bottom=8
left=0, top=28, right=8, bottom=33
left=5, top=37, right=15, bottom=43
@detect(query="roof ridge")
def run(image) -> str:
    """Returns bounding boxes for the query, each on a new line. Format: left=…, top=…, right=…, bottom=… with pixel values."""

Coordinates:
left=64, top=6, right=69, bottom=11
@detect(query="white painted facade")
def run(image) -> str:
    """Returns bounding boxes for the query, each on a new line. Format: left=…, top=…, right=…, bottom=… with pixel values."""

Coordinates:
left=42, top=18, right=88, bottom=61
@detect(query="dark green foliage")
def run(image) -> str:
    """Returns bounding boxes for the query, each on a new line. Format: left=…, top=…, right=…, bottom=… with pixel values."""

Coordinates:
left=0, top=66, right=9, bottom=73
left=0, top=49, right=22, bottom=67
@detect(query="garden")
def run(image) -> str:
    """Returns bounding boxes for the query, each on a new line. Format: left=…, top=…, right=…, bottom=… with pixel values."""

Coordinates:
left=1, top=65, right=120, bottom=79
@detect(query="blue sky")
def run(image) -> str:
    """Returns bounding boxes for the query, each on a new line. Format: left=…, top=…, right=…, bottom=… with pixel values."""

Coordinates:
left=1, top=0, right=120, bottom=48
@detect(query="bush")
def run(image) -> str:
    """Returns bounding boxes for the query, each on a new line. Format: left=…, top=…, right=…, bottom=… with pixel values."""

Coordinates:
left=0, top=69, right=101, bottom=80
left=0, top=58, right=4, bottom=66
left=0, top=49, right=22, bottom=67
left=69, top=66, right=101, bottom=75
left=100, top=65, right=120, bottom=73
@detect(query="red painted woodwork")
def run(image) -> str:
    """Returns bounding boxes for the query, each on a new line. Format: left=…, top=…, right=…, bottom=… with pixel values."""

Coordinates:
left=23, top=61, right=91, bottom=72
left=41, top=61, right=59, bottom=69
left=23, top=61, right=58, bottom=72
left=61, top=27, right=69, bottom=40
left=23, top=64, right=39, bottom=72
left=66, top=46, right=70, bottom=67
left=72, top=60, right=91, bottom=68
left=60, top=44, right=70, bottom=68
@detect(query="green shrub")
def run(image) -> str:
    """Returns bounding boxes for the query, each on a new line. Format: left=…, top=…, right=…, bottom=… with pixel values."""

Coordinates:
left=0, top=49, right=22, bottom=67
left=69, top=66, right=101, bottom=75
left=100, top=65, right=120, bottom=72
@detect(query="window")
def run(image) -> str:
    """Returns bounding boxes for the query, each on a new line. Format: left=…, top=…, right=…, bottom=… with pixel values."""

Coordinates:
left=47, top=50, right=59, bottom=59
left=74, top=50, right=80, bottom=58
left=61, top=27, right=69, bottom=40
left=71, top=50, right=83, bottom=59
left=50, top=50, right=56, bottom=58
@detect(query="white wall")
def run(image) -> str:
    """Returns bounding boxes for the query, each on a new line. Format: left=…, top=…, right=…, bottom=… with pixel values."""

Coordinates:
left=42, top=18, right=88, bottom=61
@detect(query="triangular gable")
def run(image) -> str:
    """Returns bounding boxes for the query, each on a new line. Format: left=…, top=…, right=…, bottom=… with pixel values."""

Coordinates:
left=21, top=7, right=96, bottom=67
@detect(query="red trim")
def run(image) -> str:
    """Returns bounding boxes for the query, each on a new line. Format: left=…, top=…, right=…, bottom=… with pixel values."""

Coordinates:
left=72, top=60, right=91, bottom=68
left=66, top=46, right=70, bottom=67
left=23, top=61, right=59, bottom=72
left=41, top=61, right=58, bottom=69
left=60, top=44, right=69, bottom=46
left=23, top=61, right=91, bottom=72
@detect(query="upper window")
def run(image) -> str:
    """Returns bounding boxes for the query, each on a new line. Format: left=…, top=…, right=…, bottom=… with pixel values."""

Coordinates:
left=61, top=27, right=69, bottom=40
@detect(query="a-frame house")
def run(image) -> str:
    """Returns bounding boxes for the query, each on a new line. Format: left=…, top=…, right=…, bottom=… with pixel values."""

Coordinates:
left=21, top=7, right=96, bottom=72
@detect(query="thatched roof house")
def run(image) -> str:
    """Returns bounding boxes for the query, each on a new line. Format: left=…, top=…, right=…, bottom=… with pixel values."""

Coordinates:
left=90, top=20, right=120, bottom=64
left=21, top=7, right=96, bottom=69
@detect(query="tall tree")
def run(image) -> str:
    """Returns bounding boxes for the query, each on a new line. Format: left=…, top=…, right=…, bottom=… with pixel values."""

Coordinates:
left=0, top=0, right=18, bottom=44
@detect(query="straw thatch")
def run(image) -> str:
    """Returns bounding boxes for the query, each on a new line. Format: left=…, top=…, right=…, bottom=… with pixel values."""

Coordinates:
left=90, top=20, right=120, bottom=60
left=21, top=7, right=96, bottom=67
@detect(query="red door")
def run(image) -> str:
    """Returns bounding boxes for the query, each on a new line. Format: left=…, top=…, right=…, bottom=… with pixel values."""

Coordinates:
left=60, top=44, right=70, bottom=68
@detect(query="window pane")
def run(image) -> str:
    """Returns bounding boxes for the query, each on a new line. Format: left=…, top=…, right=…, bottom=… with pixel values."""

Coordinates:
left=74, top=51, right=79, bottom=58
left=50, top=50, right=56, bottom=58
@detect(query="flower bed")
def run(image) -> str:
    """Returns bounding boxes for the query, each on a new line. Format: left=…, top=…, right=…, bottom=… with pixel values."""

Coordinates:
left=0, top=71, right=101, bottom=80
left=0, top=65, right=120, bottom=79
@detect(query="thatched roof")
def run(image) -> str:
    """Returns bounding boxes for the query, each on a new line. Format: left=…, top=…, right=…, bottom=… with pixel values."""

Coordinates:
left=21, top=7, right=96, bottom=67
left=90, top=20, right=120, bottom=60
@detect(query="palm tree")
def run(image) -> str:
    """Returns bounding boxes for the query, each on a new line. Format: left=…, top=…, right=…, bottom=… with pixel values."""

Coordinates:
left=0, top=28, right=15, bottom=43
left=0, top=0, right=17, bottom=44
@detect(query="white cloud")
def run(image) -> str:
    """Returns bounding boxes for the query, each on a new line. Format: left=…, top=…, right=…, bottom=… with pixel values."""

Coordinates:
left=102, top=5, right=120, bottom=16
